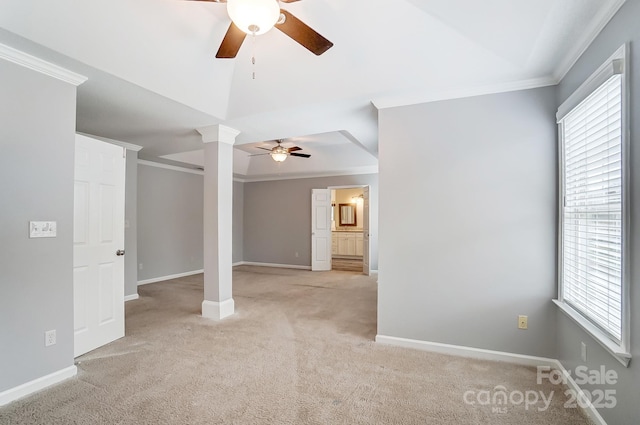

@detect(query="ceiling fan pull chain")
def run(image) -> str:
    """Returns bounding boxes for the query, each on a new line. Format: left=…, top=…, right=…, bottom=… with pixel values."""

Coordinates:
left=251, top=31, right=257, bottom=80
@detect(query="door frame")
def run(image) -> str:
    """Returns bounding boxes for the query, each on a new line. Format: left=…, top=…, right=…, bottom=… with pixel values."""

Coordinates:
left=326, top=185, right=371, bottom=275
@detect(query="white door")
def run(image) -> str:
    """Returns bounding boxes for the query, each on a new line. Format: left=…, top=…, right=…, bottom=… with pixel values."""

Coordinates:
left=362, top=186, right=371, bottom=275
left=73, top=134, right=126, bottom=357
left=311, top=188, right=331, bottom=271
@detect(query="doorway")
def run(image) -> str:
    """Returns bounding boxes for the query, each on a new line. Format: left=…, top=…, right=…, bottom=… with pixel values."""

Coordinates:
left=330, top=186, right=369, bottom=274
left=311, top=185, right=370, bottom=275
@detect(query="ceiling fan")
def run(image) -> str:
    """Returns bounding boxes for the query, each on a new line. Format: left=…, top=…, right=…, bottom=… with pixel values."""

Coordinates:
left=252, top=140, right=311, bottom=162
left=189, top=0, right=333, bottom=58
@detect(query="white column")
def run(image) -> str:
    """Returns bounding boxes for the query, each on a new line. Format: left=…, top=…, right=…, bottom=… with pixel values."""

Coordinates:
left=198, top=124, right=239, bottom=320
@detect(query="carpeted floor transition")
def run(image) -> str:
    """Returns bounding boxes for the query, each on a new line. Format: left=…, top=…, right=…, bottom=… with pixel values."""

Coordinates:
left=1, top=266, right=593, bottom=425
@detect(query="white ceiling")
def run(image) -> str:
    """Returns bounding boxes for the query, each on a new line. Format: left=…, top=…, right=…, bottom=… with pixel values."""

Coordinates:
left=0, top=0, right=626, bottom=179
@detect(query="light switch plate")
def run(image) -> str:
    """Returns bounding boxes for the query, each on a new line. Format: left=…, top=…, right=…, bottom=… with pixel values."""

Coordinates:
left=29, top=221, right=57, bottom=238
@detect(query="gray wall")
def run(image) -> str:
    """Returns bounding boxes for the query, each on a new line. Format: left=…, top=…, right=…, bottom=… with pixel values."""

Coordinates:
left=0, top=60, right=77, bottom=391
left=556, top=0, right=640, bottom=422
left=233, top=180, right=244, bottom=264
left=243, top=174, right=379, bottom=270
left=378, top=87, right=558, bottom=358
left=137, top=163, right=204, bottom=281
left=124, top=151, right=138, bottom=297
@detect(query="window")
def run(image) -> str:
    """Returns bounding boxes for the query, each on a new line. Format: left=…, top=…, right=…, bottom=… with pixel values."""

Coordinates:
left=556, top=45, right=630, bottom=366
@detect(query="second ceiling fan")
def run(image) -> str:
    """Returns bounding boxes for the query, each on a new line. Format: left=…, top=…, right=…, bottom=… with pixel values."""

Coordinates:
left=191, top=0, right=333, bottom=58
left=253, top=140, right=311, bottom=162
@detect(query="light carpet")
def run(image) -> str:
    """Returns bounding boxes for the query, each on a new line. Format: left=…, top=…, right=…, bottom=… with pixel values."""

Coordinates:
left=0, top=266, right=592, bottom=424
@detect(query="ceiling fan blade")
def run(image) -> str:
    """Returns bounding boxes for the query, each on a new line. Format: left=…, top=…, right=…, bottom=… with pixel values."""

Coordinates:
left=249, top=153, right=271, bottom=157
left=276, top=10, right=333, bottom=56
left=287, top=146, right=302, bottom=152
left=256, top=146, right=272, bottom=151
left=290, top=152, right=311, bottom=158
left=216, top=22, right=246, bottom=58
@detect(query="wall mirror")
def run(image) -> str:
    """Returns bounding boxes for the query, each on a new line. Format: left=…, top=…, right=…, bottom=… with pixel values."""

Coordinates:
left=339, top=203, right=357, bottom=226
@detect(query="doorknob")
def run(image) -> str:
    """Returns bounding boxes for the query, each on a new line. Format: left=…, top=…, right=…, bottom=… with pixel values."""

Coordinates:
left=116, top=249, right=125, bottom=256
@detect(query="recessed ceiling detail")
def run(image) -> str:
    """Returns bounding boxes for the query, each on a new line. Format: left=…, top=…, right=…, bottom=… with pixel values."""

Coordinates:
left=0, top=0, right=627, bottom=179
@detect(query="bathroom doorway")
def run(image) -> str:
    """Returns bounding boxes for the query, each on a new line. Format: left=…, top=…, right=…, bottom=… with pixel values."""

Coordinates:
left=329, top=186, right=369, bottom=274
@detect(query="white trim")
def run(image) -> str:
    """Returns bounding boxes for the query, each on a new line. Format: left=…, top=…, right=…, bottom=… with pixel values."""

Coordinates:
left=137, top=159, right=204, bottom=176
left=556, top=45, right=625, bottom=121
left=235, top=166, right=378, bottom=183
left=77, top=132, right=143, bottom=152
left=0, top=43, right=87, bottom=86
left=197, top=125, right=240, bottom=145
left=124, top=293, right=139, bottom=302
left=0, top=365, right=77, bottom=406
left=553, top=300, right=631, bottom=367
left=553, top=360, right=609, bottom=425
left=620, top=42, right=632, bottom=362
left=202, top=298, right=235, bottom=320
left=327, top=184, right=367, bottom=190
left=137, top=269, right=204, bottom=286
left=553, top=0, right=628, bottom=82
left=371, top=76, right=556, bottom=110
left=556, top=44, right=630, bottom=366
left=234, top=261, right=311, bottom=270
left=375, top=335, right=558, bottom=368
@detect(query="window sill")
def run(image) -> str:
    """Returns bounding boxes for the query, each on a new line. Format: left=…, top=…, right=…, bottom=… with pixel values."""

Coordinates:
left=553, top=299, right=631, bottom=367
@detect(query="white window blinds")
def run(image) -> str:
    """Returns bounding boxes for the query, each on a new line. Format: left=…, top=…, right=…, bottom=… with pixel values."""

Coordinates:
left=560, top=74, right=623, bottom=342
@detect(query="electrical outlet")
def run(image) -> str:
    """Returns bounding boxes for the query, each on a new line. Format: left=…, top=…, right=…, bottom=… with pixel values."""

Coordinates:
left=518, top=315, right=528, bottom=330
left=581, top=342, right=587, bottom=362
left=295, top=251, right=299, bottom=258
left=45, top=330, right=56, bottom=347
left=139, top=263, right=143, bottom=270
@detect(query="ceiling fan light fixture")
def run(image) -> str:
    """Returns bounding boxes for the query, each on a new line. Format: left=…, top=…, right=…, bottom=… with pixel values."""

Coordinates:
left=270, top=145, right=289, bottom=162
left=227, top=0, right=281, bottom=35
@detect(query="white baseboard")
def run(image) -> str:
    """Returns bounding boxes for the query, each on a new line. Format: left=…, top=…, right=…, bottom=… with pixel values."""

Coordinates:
left=376, top=335, right=608, bottom=424
left=124, top=293, right=139, bottom=302
left=137, top=269, right=204, bottom=286
left=202, top=298, right=235, bottom=320
left=375, top=335, right=557, bottom=368
left=234, top=261, right=311, bottom=270
left=552, top=360, right=608, bottom=425
left=0, top=365, right=77, bottom=406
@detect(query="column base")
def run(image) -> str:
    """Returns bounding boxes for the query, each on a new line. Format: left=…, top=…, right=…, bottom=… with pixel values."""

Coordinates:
left=202, top=298, right=235, bottom=320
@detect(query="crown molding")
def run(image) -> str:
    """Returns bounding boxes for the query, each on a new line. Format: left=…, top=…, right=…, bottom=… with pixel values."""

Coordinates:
left=553, top=0, right=628, bottom=82
left=371, top=76, right=557, bottom=110
left=138, top=159, right=204, bottom=175
left=234, top=166, right=379, bottom=183
left=77, top=132, right=143, bottom=152
left=197, top=124, right=241, bottom=145
left=0, top=43, right=87, bottom=86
